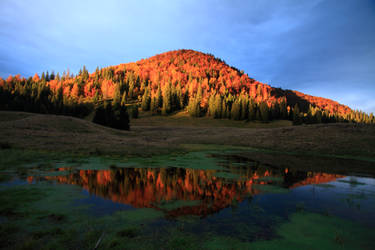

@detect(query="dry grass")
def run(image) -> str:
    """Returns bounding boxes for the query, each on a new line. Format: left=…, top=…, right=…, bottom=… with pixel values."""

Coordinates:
left=1, top=111, right=375, bottom=160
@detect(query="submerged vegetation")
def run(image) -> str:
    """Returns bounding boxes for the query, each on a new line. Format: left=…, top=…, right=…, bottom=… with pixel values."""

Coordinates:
left=0, top=50, right=374, bottom=249
left=1, top=147, right=375, bottom=249
left=0, top=50, right=374, bottom=131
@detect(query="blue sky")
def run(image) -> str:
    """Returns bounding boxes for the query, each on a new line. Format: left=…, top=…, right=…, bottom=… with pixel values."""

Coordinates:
left=1, top=0, right=374, bottom=112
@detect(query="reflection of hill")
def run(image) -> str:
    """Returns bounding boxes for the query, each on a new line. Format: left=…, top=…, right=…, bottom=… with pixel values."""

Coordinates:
left=288, top=172, right=343, bottom=189
left=28, top=167, right=344, bottom=217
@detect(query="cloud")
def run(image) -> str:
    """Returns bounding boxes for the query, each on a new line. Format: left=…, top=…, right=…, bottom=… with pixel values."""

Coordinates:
left=0, top=0, right=374, bottom=112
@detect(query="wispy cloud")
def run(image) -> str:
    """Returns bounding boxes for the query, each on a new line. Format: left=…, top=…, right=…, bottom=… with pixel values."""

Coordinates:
left=0, top=0, right=374, bottom=112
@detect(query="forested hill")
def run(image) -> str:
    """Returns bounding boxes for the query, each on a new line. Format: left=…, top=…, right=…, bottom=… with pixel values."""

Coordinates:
left=0, top=49, right=374, bottom=128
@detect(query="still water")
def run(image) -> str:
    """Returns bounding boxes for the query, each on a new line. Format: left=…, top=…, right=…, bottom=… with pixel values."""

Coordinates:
left=10, top=150, right=375, bottom=248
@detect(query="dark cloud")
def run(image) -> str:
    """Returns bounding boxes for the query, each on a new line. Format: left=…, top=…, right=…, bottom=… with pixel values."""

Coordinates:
left=0, top=0, right=373, bottom=112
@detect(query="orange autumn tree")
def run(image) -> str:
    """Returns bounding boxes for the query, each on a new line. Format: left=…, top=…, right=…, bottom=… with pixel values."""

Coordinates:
left=1, top=49, right=374, bottom=125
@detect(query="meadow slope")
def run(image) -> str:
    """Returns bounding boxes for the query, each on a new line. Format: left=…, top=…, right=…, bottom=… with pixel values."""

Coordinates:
left=1, top=111, right=374, bottom=162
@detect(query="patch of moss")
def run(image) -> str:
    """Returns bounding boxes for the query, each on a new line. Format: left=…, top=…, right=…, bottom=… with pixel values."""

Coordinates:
left=112, top=208, right=164, bottom=224
left=213, top=171, right=241, bottom=179
left=116, top=227, right=139, bottom=238
left=157, top=200, right=201, bottom=211
left=253, top=184, right=290, bottom=194
left=117, top=150, right=226, bottom=170
left=250, top=212, right=375, bottom=250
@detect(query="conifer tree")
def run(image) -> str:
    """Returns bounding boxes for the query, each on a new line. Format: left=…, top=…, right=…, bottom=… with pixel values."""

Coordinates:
left=113, top=85, right=121, bottom=107
left=292, top=103, right=302, bottom=125
left=240, top=97, right=248, bottom=120
left=171, top=82, right=179, bottom=111
left=156, top=85, right=163, bottom=108
left=230, top=99, right=241, bottom=120
left=248, top=100, right=256, bottom=121
left=315, top=110, right=322, bottom=123
left=162, top=82, right=172, bottom=115
left=256, top=108, right=262, bottom=121
left=121, top=92, right=127, bottom=106
left=187, top=95, right=201, bottom=117
left=131, top=105, right=139, bottom=118
left=259, top=102, right=270, bottom=122
left=45, top=71, right=50, bottom=82
left=150, top=96, right=158, bottom=114
left=141, top=86, right=151, bottom=111
left=279, top=100, right=288, bottom=119
left=176, top=82, right=184, bottom=109
left=214, top=94, right=222, bottom=119
left=222, top=100, right=228, bottom=119
left=208, top=94, right=216, bottom=117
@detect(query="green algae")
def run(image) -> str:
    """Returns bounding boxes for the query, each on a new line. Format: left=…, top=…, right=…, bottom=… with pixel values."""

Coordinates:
left=213, top=171, right=241, bottom=179
left=249, top=212, right=375, bottom=250
left=199, top=212, right=375, bottom=250
left=157, top=200, right=201, bottom=211
left=253, top=184, right=290, bottom=194
left=0, top=183, right=92, bottom=249
left=111, top=208, right=164, bottom=224
left=115, top=150, right=226, bottom=170
left=1, top=146, right=375, bottom=249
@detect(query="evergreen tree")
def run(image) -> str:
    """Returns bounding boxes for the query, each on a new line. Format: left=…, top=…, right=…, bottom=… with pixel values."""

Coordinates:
left=187, top=95, right=201, bottom=117
left=230, top=99, right=241, bottom=120
left=259, top=102, right=270, bottom=122
left=171, top=82, right=179, bottom=111
left=82, top=65, right=89, bottom=81
left=248, top=100, right=256, bottom=121
left=141, top=86, right=151, bottom=111
left=113, top=85, right=121, bottom=107
left=292, top=103, right=303, bottom=125
left=121, top=92, right=127, bottom=106
left=279, top=100, right=288, bottom=119
left=208, top=94, right=216, bottom=117
left=255, top=107, right=262, bottom=121
left=240, top=97, right=248, bottom=120
left=162, top=82, right=172, bottom=115
left=316, top=110, right=322, bottom=123
left=176, top=82, right=184, bottom=109
left=150, top=96, right=158, bottom=114
left=156, top=85, right=163, bottom=108
left=50, top=71, right=55, bottom=80
left=222, top=100, right=228, bottom=119
left=130, top=105, right=139, bottom=119
left=214, top=94, right=222, bottom=119
left=45, top=71, right=50, bottom=82
left=128, top=74, right=134, bottom=99
left=270, top=103, right=280, bottom=120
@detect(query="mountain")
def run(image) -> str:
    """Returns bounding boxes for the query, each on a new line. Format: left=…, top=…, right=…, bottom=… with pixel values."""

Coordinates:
left=119, top=49, right=352, bottom=115
left=0, top=49, right=373, bottom=127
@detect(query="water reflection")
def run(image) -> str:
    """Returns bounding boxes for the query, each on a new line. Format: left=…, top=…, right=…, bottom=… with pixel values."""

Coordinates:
left=27, top=167, right=344, bottom=217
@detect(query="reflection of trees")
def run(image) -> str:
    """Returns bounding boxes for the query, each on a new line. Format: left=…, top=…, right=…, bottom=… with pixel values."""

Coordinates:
left=28, top=167, right=344, bottom=217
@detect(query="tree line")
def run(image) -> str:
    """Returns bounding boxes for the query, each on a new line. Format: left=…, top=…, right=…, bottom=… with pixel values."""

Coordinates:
left=1, top=49, right=374, bottom=128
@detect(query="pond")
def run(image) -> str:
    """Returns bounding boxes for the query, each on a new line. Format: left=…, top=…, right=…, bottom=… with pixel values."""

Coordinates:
left=1, top=149, right=375, bottom=249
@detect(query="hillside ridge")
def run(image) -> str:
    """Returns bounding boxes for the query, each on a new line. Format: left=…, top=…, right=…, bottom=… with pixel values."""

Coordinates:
left=1, top=49, right=373, bottom=126
left=108, top=49, right=351, bottom=114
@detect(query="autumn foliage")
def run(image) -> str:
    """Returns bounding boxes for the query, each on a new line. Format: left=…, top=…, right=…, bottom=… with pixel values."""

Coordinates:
left=0, top=49, right=374, bottom=126
left=29, top=167, right=344, bottom=217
